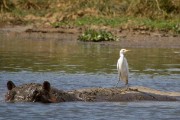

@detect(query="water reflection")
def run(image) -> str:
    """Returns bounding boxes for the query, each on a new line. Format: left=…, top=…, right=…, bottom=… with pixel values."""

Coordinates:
left=0, top=34, right=179, bottom=75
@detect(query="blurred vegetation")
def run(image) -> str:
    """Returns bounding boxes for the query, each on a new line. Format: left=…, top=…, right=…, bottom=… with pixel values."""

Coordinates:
left=0, top=0, right=179, bottom=33
left=78, top=29, right=117, bottom=42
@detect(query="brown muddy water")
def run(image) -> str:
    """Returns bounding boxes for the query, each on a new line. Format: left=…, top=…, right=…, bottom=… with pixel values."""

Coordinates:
left=0, top=32, right=180, bottom=120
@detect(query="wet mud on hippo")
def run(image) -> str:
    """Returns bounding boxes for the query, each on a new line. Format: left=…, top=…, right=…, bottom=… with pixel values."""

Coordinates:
left=5, top=81, right=180, bottom=103
left=69, top=87, right=180, bottom=102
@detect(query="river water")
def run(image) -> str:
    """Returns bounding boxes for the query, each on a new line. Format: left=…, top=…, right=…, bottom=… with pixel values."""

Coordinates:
left=0, top=32, right=180, bottom=120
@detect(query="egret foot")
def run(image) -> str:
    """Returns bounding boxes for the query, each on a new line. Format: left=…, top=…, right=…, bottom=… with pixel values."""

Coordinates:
left=124, top=84, right=130, bottom=91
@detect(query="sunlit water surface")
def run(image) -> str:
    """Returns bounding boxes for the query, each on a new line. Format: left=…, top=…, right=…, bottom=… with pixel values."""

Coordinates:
left=0, top=33, right=180, bottom=120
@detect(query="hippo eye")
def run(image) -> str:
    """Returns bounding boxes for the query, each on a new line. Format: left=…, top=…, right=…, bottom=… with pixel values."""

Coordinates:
left=32, top=90, right=41, bottom=102
left=33, top=90, right=39, bottom=95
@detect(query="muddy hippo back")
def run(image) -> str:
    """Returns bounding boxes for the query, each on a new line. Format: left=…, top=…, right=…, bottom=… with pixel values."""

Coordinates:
left=5, top=81, right=78, bottom=103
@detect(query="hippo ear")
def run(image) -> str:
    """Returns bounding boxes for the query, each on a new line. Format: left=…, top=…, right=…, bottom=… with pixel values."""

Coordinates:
left=43, top=81, right=51, bottom=92
left=7, top=81, right=16, bottom=90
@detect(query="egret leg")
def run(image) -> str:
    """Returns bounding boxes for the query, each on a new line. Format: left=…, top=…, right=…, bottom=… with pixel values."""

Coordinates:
left=115, top=80, right=120, bottom=87
left=125, top=84, right=130, bottom=90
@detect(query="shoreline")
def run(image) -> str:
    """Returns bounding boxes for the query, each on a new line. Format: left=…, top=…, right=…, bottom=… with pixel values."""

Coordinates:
left=0, top=25, right=180, bottom=48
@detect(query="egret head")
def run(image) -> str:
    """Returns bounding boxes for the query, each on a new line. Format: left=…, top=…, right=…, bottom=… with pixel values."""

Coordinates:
left=120, top=49, right=130, bottom=55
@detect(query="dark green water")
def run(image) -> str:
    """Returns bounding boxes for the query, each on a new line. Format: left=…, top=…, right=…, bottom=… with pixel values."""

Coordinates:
left=0, top=32, right=180, bottom=120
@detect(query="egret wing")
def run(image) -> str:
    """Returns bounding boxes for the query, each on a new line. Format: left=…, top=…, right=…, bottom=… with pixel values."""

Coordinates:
left=120, top=57, right=129, bottom=84
left=117, top=58, right=123, bottom=74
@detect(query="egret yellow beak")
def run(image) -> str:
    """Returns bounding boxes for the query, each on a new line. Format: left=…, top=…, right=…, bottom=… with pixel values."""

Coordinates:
left=125, top=49, right=130, bottom=52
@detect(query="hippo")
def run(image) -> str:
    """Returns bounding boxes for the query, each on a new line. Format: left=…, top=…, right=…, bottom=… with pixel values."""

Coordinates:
left=5, top=81, right=180, bottom=103
left=5, top=81, right=79, bottom=103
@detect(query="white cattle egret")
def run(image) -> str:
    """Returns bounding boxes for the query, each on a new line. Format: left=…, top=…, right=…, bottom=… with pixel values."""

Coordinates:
left=116, top=49, right=130, bottom=86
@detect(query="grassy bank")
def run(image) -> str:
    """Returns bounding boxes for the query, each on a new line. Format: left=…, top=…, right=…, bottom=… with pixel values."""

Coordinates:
left=52, top=16, right=179, bottom=33
left=0, top=0, right=179, bottom=33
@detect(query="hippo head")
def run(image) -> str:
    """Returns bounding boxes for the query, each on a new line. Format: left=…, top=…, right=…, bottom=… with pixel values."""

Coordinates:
left=5, top=81, right=65, bottom=103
